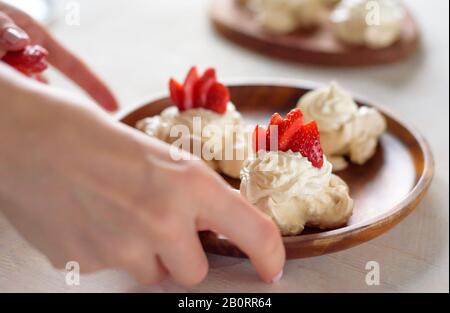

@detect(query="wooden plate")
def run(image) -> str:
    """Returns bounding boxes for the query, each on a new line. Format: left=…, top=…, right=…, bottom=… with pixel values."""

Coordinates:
left=210, top=0, right=419, bottom=66
left=119, top=80, right=434, bottom=259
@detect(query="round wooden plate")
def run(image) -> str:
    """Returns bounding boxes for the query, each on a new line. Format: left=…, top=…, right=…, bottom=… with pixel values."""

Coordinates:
left=119, top=79, right=434, bottom=259
left=210, top=0, right=419, bottom=66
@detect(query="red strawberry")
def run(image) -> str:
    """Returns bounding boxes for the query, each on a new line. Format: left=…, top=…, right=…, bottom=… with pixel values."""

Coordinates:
left=278, top=109, right=304, bottom=151
left=266, top=113, right=282, bottom=151
left=205, top=82, right=229, bottom=114
left=169, top=78, right=185, bottom=110
left=265, top=109, right=304, bottom=151
left=269, top=113, right=284, bottom=126
left=2, top=45, right=48, bottom=76
left=167, top=66, right=229, bottom=114
left=253, top=125, right=267, bottom=152
left=183, top=66, right=199, bottom=110
left=289, top=121, right=324, bottom=168
left=253, top=109, right=324, bottom=168
left=194, top=68, right=216, bottom=108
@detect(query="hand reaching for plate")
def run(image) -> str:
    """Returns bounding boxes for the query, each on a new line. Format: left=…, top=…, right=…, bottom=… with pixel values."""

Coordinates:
left=0, top=1, right=118, bottom=112
left=0, top=66, right=285, bottom=286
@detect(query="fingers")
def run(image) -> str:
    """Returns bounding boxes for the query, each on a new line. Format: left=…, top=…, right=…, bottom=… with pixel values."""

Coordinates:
left=198, top=180, right=285, bottom=284
left=0, top=3, right=118, bottom=112
left=115, top=243, right=168, bottom=286
left=126, top=255, right=168, bottom=286
left=158, top=225, right=209, bottom=287
left=0, top=12, right=29, bottom=55
left=42, top=33, right=119, bottom=112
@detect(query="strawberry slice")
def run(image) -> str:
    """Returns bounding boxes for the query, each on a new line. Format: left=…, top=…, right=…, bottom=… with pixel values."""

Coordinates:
left=253, top=125, right=267, bottom=152
left=253, top=109, right=324, bottom=168
left=266, top=109, right=304, bottom=152
left=269, top=113, right=284, bottom=126
left=205, top=82, right=229, bottom=114
left=194, top=68, right=217, bottom=108
left=278, top=109, right=304, bottom=151
left=289, top=121, right=324, bottom=168
left=167, top=66, right=229, bottom=114
left=183, top=66, right=200, bottom=110
left=266, top=113, right=282, bottom=151
left=2, top=45, right=48, bottom=77
left=169, top=78, right=185, bottom=110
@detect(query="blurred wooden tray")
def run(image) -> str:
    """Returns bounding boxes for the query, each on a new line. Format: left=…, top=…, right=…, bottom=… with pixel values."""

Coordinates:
left=119, top=79, right=434, bottom=259
left=210, top=0, right=419, bottom=66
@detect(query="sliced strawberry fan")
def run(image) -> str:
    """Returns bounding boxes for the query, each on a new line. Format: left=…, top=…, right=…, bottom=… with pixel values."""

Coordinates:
left=1, top=45, right=49, bottom=82
left=169, top=66, right=230, bottom=114
left=253, top=108, right=324, bottom=169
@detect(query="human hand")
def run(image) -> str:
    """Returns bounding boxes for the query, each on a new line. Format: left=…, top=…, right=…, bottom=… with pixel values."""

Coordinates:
left=0, top=1, right=118, bottom=111
left=0, top=67, right=285, bottom=286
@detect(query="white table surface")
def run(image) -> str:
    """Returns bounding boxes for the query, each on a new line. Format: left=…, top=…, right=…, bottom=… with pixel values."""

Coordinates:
left=0, top=0, right=448, bottom=293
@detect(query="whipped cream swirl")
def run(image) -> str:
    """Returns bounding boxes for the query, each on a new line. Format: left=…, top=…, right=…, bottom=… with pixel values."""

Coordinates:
left=240, top=151, right=354, bottom=235
left=298, top=83, right=386, bottom=171
left=330, top=0, right=405, bottom=49
left=137, top=103, right=248, bottom=178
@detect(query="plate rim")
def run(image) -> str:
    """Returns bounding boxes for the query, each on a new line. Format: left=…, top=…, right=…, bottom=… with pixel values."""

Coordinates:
left=118, top=78, right=435, bottom=255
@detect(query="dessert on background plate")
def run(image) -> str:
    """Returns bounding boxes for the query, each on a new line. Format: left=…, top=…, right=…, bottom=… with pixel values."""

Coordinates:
left=211, top=0, right=418, bottom=66
left=240, top=109, right=354, bottom=236
left=239, top=0, right=405, bottom=49
left=137, top=67, right=249, bottom=179
left=330, top=0, right=406, bottom=49
left=239, top=0, right=328, bottom=34
left=297, top=82, right=386, bottom=171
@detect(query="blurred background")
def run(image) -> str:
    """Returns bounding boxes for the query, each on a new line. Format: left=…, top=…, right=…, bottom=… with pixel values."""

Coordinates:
left=1, top=0, right=448, bottom=292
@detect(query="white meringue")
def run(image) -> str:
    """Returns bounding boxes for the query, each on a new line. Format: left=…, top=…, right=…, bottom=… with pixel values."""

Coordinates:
left=298, top=83, right=386, bottom=170
left=137, top=103, right=249, bottom=178
left=243, top=0, right=326, bottom=34
left=240, top=151, right=354, bottom=235
left=330, top=0, right=405, bottom=49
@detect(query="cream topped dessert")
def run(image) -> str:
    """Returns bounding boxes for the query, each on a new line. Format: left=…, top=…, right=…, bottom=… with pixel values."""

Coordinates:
left=330, top=0, right=406, bottom=49
left=241, top=0, right=326, bottom=34
left=240, top=109, right=354, bottom=236
left=297, top=83, right=386, bottom=171
left=137, top=67, right=248, bottom=178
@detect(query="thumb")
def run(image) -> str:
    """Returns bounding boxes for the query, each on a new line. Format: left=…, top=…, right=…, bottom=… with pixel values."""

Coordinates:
left=0, top=11, right=29, bottom=56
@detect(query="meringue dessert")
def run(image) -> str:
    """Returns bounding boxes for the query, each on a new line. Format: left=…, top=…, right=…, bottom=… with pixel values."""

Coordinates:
left=330, top=0, right=406, bottom=49
left=240, top=109, right=354, bottom=236
left=137, top=67, right=248, bottom=179
left=241, top=0, right=326, bottom=34
left=297, top=83, right=386, bottom=171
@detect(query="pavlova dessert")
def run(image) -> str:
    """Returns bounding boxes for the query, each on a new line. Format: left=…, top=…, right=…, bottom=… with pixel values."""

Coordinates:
left=330, top=0, right=406, bottom=49
left=240, top=0, right=328, bottom=34
left=137, top=67, right=248, bottom=179
left=297, top=82, right=386, bottom=171
left=240, top=108, right=354, bottom=236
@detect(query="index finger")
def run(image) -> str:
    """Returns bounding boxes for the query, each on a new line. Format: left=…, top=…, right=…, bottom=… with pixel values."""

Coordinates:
left=198, top=180, right=285, bottom=284
left=43, top=33, right=119, bottom=112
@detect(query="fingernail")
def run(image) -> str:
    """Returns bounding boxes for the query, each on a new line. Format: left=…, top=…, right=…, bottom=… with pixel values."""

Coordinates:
left=2, top=27, right=28, bottom=45
left=271, top=270, right=283, bottom=284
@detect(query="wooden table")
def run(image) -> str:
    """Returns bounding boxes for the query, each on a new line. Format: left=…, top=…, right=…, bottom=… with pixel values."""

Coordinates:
left=0, top=0, right=448, bottom=292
